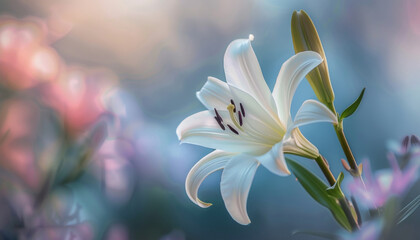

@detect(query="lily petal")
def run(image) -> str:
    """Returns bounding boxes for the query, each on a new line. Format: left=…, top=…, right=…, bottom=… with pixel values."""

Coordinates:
left=196, top=77, right=232, bottom=110
left=224, top=38, right=277, bottom=114
left=256, top=141, right=290, bottom=176
left=280, top=100, right=337, bottom=159
left=215, top=109, right=280, bottom=146
left=283, top=128, right=318, bottom=159
left=220, top=155, right=259, bottom=225
left=186, top=150, right=235, bottom=208
left=291, top=99, right=338, bottom=130
left=229, top=85, right=285, bottom=135
left=176, top=111, right=269, bottom=154
left=273, top=51, right=323, bottom=125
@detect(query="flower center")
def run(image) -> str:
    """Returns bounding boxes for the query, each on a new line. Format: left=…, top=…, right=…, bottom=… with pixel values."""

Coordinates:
left=214, top=99, right=246, bottom=135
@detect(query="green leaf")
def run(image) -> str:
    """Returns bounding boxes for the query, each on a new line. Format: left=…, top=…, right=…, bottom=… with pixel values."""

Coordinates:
left=286, top=158, right=352, bottom=231
left=339, top=88, right=365, bottom=121
left=60, top=120, right=108, bottom=184
left=326, top=172, right=345, bottom=199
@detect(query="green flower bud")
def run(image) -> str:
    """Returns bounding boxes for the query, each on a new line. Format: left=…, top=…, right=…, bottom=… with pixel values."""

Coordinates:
left=291, top=10, right=335, bottom=112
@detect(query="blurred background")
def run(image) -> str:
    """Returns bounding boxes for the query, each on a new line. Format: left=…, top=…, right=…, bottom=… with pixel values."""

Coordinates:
left=0, top=0, right=420, bottom=239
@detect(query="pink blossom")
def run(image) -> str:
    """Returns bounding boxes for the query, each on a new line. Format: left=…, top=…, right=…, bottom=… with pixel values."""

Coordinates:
left=42, top=66, right=117, bottom=135
left=0, top=16, right=61, bottom=90
left=0, top=98, right=41, bottom=189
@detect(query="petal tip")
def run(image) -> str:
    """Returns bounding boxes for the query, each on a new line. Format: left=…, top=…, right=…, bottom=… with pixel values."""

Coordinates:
left=238, top=219, right=251, bottom=225
left=230, top=213, right=251, bottom=225
left=278, top=162, right=291, bottom=176
left=175, top=127, right=183, bottom=140
left=198, top=199, right=213, bottom=208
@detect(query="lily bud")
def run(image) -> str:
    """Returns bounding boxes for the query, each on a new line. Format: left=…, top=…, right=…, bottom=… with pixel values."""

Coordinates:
left=291, top=10, right=335, bottom=112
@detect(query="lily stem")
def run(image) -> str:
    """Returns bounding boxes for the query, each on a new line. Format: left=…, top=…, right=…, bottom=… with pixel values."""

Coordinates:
left=315, top=154, right=359, bottom=231
left=334, top=121, right=360, bottom=176
left=338, top=198, right=359, bottom=231
left=315, top=155, right=335, bottom=186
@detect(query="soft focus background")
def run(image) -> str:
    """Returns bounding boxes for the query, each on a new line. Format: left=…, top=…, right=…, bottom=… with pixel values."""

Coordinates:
left=0, top=0, right=420, bottom=239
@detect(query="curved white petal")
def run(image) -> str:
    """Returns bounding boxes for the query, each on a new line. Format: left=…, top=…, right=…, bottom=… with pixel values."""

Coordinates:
left=256, top=141, right=290, bottom=176
left=186, top=150, right=235, bottom=208
left=291, top=99, right=338, bottom=130
left=273, top=51, right=323, bottom=125
left=281, top=100, right=336, bottom=159
left=224, top=38, right=277, bottom=113
left=283, top=128, right=318, bottom=159
left=220, top=155, right=259, bottom=225
left=176, top=111, right=269, bottom=154
left=196, top=77, right=232, bottom=110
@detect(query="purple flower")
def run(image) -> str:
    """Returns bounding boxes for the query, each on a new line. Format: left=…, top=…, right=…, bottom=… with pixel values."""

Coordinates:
left=347, top=154, right=418, bottom=208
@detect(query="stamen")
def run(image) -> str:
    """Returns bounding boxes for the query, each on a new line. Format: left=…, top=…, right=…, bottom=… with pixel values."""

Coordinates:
left=214, top=117, right=225, bottom=130
left=240, top=103, right=245, bottom=117
left=227, top=104, right=243, bottom=131
left=238, top=111, right=243, bottom=126
left=227, top=124, right=239, bottom=135
left=214, top=108, right=223, bottom=122
left=230, top=99, right=236, bottom=112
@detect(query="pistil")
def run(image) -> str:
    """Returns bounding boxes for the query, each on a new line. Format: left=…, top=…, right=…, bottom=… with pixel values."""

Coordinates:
left=227, top=104, right=243, bottom=131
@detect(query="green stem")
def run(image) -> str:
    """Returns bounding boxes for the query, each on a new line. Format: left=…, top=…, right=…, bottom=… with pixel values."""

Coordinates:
left=334, top=121, right=360, bottom=176
left=315, top=155, right=359, bottom=231
left=34, top=133, right=69, bottom=208
left=339, top=198, right=359, bottom=231
left=315, top=155, right=336, bottom=186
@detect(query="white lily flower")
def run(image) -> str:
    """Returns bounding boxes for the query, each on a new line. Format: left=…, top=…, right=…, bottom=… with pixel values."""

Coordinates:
left=176, top=35, right=338, bottom=225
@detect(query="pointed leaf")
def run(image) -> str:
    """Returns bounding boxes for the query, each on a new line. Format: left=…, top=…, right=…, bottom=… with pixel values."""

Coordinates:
left=60, top=120, right=108, bottom=184
left=286, top=158, right=352, bottom=231
left=339, top=88, right=365, bottom=121
left=326, top=172, right=345, bottom=199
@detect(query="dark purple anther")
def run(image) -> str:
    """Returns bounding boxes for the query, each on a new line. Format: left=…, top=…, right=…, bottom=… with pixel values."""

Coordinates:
left=238, top=111, right=243, bottom=126
left=240, top=103, right=245, bottom=117
left=214, top=117, right=225, bottom=130
left=227, top=124, right=239, bottom=135
left=214, top=108, right=223, bottom=122
left=230, top=99, right=236, bottom=112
